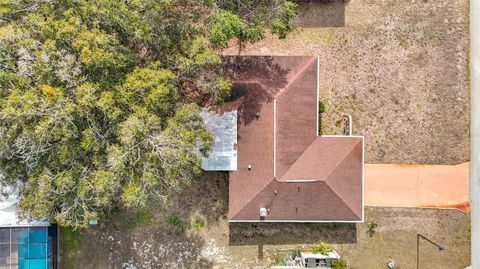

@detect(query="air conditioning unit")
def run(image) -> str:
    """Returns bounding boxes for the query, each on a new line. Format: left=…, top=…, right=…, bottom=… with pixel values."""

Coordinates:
left=259, top=207, right=268, bottom=218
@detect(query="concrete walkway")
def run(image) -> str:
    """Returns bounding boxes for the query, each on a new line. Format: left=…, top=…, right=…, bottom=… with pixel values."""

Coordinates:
left=364, top=162, right=469, bottom=212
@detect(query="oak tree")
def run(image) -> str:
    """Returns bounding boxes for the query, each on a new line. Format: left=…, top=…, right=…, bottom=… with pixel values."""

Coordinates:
left=0, top=0, right=296, bottom=228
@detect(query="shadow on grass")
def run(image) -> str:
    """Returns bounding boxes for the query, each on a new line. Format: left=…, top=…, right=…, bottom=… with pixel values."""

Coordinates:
left=293, top=0, right=350, bottom=28
left=229, top=222, right=357, bottom=246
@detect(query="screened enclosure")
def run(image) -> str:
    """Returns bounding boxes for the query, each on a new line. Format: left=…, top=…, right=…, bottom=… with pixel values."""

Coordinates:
left=0, top=226, right=57, bottom=269
left=200, top=109, right=238, bottom=171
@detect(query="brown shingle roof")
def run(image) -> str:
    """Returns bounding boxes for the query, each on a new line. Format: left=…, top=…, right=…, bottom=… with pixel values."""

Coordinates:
left=224, top=56, right=364, bottom=222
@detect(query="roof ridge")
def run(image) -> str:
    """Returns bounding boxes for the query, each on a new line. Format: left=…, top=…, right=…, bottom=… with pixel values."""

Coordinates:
left=324, top=141, right=363, bottom=218
left=274, top=56, right=318, bottom=99
left=323, top=138, right=361, bottom=182
left=279, top=136, right=359, bottom=182
left=231, top=180, right=360, bottom=221
left=231, top=180, right=276, bottom=220
left=274, top=56, right=318, bottom=179
left=232, top=138, right=359, bottom=220
left=323, top=182, right=361, bottom=220
left=278, top=138, right=318, bottom=181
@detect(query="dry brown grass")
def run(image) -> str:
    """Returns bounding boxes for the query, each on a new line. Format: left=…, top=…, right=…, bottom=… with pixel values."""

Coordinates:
left=224, top=0, right=470, bottom=165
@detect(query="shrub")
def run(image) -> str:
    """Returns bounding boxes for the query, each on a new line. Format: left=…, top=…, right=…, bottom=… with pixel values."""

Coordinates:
left=213, top=76, right=232, bottom=105
left=165, top=214, right=186, bottom=231
left=192, top=217, right=205, bottom=231
left=332, top=258, right=348, bottom=269
left=312, top=241, right=331, bottom=255
left=367, top=220, right=378, bottom=237
left=318, top=101, right=326, bottom=113
left=273, top=254, right=288, bottom=266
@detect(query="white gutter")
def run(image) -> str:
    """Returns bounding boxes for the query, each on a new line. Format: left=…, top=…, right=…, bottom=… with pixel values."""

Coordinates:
left=317, top=55, right=320, bottom=136
left=470, top=1, right=480, bottom=268
left=274, top=99, right=277, bottom=178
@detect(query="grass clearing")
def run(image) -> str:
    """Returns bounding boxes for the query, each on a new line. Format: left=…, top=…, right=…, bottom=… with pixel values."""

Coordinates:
left=126, top=210, right=154, bottom=230
left=59, top=228, right=83, bottom=269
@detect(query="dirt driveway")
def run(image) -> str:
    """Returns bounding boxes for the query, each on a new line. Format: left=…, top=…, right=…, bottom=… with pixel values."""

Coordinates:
left=224, top=0, right=470, bottom=164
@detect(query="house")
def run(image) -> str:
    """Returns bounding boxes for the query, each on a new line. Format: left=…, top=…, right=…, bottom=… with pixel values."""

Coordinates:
left=203, top=56, right=364, bottom=222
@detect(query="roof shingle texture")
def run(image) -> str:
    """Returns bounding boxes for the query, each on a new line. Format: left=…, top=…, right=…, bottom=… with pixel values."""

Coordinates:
left=223, top=56, right=363, bottom=221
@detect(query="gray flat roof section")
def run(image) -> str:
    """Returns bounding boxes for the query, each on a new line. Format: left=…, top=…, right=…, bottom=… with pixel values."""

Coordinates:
left=200, top=109, right=238, bottom=171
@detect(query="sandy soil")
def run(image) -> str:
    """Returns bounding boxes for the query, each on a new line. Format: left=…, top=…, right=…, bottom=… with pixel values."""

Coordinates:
left=60, top=172, right=470, bottom=269
left=224, top=0, right=470, bottom=164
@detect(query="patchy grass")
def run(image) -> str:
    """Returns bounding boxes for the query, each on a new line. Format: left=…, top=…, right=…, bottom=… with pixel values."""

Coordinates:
left=126, top=210, right=154, bottom=230
left=59, top=172, right=229, bottom=268
left=213, top=198, right=227, bottom=214
left=165, top=214, right=187, bottom=231
left=60, top=227, right=82, bottom=250
left=59, top=228, right=82, bottom=269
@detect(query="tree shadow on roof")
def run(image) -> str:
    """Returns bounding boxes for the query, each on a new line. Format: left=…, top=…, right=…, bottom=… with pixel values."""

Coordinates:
left=292, top=0, right=350, bottom=28
left=228, top=222, right=357, bottom=246
left=228, top=82, right=273, bottom=125
left=216, top=56, right=290, bottom=125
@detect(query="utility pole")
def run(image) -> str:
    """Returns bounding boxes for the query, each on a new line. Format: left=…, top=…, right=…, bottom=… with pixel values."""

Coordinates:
left=470, top=1, right=480, bottom=268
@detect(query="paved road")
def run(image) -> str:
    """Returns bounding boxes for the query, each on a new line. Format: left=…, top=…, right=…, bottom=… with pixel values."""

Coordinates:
left=365, top=162, right=469, bottom=212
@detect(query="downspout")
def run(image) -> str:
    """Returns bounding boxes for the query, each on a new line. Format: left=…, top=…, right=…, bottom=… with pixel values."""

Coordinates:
left=470, top=0, right=480, bottom=268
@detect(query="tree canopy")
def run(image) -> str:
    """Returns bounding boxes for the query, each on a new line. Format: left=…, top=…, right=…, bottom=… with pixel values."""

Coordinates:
left=0, top=0, right=297, bottom=228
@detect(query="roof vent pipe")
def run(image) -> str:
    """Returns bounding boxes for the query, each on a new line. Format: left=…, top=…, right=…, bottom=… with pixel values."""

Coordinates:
left=248, top=165, right=252, bottom=170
